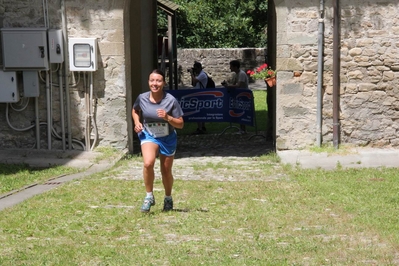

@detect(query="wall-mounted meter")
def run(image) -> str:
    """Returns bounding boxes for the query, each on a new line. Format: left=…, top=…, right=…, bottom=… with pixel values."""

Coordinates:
left=68, top=38, right=98, bottom=71
left=48, top=29, right=64, bottom=63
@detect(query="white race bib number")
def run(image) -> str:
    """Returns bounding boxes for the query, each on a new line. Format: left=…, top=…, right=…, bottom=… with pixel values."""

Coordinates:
left=146, top=122, right=169, bottom=138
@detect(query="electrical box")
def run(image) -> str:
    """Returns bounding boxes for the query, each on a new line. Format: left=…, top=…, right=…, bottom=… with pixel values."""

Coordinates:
left=48, top=29, right=64, bottom=63
left=1, top=28, right=49, bottom=70
left=23, top=71, right=40, bottom=97
left=68, top=38, right=98, bottom=71
left=0, top=70, right=19, bottom=103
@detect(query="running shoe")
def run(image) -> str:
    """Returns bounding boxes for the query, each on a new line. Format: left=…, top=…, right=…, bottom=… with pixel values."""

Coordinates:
left=140, top=196, right=155, bottom=213
left=163, top=197, right=173, bottom=212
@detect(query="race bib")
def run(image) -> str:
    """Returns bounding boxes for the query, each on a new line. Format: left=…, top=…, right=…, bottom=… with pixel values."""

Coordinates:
left=146, top=122, right=169, bottom=138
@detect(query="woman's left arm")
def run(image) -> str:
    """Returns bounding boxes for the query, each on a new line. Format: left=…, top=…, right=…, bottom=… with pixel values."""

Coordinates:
left=166, top=115, right=184, bottom=129
left=156, top=109, right=184, bottom=129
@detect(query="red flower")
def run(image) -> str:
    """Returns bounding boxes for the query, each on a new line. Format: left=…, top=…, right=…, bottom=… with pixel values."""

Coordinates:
left=246, top=64, right=276, bottom=80
left=259, top=63, right=268, bottom=71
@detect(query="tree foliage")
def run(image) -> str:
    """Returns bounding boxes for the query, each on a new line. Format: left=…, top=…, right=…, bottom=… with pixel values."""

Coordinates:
left=158, top=0, right=268, bottom=48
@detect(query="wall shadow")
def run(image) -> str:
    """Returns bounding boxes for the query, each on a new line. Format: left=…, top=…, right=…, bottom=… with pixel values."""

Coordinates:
left=133, top=131, right=274, bottom=159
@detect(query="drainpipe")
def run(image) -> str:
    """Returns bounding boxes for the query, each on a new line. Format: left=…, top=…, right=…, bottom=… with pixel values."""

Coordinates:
left=84, top=73, right=91, bottom=151
left=46, top=71, right=52, bottom=149
left=61, top=0, right=72, bottom=150
left=333, top=0, right=341, bottom=149
left=316, top=0, right=325, bottom=147
left=35, top=98, right=40, bottom=149
left=59, top=65, right=66, bottom=151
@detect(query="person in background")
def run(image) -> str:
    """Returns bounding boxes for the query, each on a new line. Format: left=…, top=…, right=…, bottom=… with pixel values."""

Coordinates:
left=189, top=61, right=208, bottom=134
left=132, top=69, right=184, bottom=213
left=223, top=59, right=249, bottom=134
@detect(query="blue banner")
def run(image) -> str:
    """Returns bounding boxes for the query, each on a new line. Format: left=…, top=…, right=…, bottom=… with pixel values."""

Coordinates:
left=167, top=88, right=255, bottom=126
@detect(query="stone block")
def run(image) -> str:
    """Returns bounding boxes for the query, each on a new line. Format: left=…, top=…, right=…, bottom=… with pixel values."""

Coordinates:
left=281, top=83, right=303, bottom=95
left=98, top=42, right=125, bottom=56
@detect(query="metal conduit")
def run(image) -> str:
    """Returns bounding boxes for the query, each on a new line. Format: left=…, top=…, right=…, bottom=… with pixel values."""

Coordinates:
left=59, top=66, right=66, bottom=150
left=333, top=0, right=341, bottom=149
left=46, top=71, right=52, bottom=150
left=61, top=0, right=73, bottom=150
left=35, top=98, right=40, bottom=149
left=316, top=0, right=325, bottom=147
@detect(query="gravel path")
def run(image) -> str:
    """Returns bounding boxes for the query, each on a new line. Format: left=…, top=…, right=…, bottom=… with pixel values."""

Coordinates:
left=113, top=132, right=281, bottom=182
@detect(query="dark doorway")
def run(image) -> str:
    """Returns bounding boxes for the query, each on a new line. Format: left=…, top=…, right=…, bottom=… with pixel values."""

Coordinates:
left=267, top=0, right=277, bottom=149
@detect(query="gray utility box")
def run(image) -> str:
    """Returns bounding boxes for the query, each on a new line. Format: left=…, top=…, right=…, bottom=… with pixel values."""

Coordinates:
left=1, top=28, right=49, bottom=70
left=23, top=71, right=40, bottom=98
left=0, top=70, right=19, bottom=103
left=48, top=29, right=64, bottom=64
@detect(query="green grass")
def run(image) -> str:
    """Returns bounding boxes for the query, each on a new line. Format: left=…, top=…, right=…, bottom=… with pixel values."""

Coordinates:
left=0, top=90, right=397, bottom=264
left=308, top=143, right=357, bottom=155
left=177, top=90, right=268, bottom=135
left=0, top=147, right=122, bottom=196
left=293, top=168, right=399, bottom=241
left=0, top=156, right=398, bottom=265
left=0, top=164, right=79, bottom=195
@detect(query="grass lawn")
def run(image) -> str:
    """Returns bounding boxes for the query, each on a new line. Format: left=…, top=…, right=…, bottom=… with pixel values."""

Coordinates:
left=0, top=147, right=120, bottom=196
left=1, top=89, right=398, bottom=265
left=0, top=164, right=79, bottom=195
left=0, top=155, right=398, bottom=265
left=0, top=91, right=268, bottom=196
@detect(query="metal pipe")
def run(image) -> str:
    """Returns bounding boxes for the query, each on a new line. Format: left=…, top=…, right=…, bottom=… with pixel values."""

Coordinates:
left=59, top=66, right=66, bottom=150
left=90, top=72, right=98, bottom=150
left=316, top=0, right=325, bottom=147
left=333, top=0, right=341, bottom=149
left=84, top=73, right=91, bottom=151
left=35, top=97, right=40, bottom=149
left=167, top=16, right=173, bottom=89
left=42, top=0, right=47, bottom=27
left=46, top=70, right=52, bottom=149
left=172, top=13, right=178, bottom=90
left=61, top=0, right=72, bottom=149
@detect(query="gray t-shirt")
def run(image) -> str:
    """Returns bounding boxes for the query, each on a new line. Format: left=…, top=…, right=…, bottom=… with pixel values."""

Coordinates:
left=194, top=70, right=208, bottom=89
left=133, top=91, right=184, bottom=134
left=232, top=69, right=249, bottom=89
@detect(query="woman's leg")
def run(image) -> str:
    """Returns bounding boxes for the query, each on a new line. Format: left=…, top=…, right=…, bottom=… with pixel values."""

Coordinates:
left=141, top=142, right=159, bottom=193
left=159, top=154, right=174, bottom=196
left=160, top=154, right=174, bottom=211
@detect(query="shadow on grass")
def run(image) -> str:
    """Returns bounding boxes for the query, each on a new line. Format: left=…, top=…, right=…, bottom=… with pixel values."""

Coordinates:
left=141, top=208, right=210, bottom=215
left=171, top=208, right=209, bottom=213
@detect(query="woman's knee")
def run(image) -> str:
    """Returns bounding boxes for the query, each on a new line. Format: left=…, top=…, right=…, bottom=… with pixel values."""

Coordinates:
left=160, top=167, right=172, bottom=176
left=143, top=160, right=155, bottom=169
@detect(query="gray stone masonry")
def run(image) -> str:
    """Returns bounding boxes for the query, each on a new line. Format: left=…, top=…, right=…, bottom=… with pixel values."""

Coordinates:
left=275, top=0, right=399, bottom=150
left=0, top=1, right=399, bottom=152
left=176, top=48, right=267, bottom=87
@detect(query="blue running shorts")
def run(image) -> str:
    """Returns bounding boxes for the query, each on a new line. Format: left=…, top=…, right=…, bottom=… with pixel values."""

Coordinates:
left=138, top=129, right=177, bottom=156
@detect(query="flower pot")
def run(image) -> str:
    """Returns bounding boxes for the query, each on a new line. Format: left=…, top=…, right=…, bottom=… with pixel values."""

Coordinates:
left=265, top=77, right=276, bottom=87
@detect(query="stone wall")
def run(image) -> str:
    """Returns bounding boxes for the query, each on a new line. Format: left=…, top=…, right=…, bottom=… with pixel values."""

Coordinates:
left=0, top=0, right=127, bottom=150
left=176, top=48, right=266, bottom=88
left=0, top=0, right=266, bottom=151
left=275, top=0, right=399, bottom=150
left=0, top=0, right=398, bottom=152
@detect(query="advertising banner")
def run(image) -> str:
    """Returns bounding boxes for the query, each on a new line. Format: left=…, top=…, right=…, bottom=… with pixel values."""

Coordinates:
left=167, top=88, right=254, bottom=126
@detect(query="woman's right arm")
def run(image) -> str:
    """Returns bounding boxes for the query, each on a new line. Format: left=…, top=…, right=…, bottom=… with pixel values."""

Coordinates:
left=132, top=108, right=143, bottom=132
